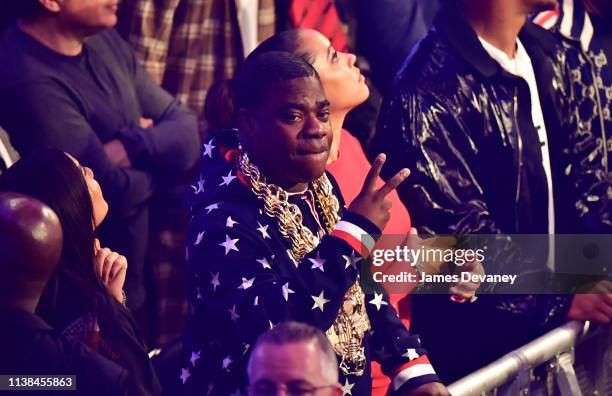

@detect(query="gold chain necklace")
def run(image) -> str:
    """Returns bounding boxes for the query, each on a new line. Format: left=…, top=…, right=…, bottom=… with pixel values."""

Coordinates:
left=237, top=150, right=339, bottom=262
left=237, top=150, right=371, bottom=376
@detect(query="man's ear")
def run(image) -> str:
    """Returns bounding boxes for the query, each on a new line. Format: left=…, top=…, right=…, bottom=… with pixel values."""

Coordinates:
left=38, top=0, right=61, bottom=13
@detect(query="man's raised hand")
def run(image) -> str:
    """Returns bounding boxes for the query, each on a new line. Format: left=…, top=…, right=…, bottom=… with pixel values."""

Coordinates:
left=348, top=153, right=410, bottom=231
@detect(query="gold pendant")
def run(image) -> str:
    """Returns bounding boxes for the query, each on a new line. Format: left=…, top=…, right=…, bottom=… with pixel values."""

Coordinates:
left=326, top=283, right=371, bottom=376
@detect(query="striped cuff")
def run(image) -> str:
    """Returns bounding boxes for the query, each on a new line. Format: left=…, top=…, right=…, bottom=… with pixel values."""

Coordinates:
left=392, top=356, right=438, bottom=391
left=331, top=213, right=378, bottom=257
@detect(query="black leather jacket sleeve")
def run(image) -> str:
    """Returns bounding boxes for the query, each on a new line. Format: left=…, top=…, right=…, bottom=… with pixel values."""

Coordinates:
left=376, top=88, right=503, bottom=236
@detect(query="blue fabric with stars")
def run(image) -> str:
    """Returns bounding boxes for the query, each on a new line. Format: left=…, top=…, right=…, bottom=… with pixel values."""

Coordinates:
left=183, top=131, right=439, bottom=395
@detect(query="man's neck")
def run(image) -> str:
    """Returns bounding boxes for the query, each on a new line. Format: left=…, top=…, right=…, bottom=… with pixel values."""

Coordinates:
left=18, top=17, right=85, bottom=56
left=327, top=111, right=347, bottom=165
left=462, top=1, right=526, bottom=58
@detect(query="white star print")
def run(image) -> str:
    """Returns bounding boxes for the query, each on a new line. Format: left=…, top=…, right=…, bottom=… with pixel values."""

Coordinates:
left=180, top=368, right=191, bottom=384
left=369, top=292, right=389, bottom=311
left=402, top=348, right=420, bottom=361
left=269, top=320, right=275, bottom=329
left=191, top=176, right=205, bottom=194
left=203, top=140, right=215, bottom=158
left=238, top=277, right=255, bottom=290
left=210, top=272, right=220, bottom=291
left=219, top=234, right=239, bottom=255
left=308, top=252, right=326, bottom=272
left=253, top=296, right=259, bottom=306
left=194, top=231, right=205, bottom=246
left=341, top=378, right=355, bottom=395
left=256, top=222, right=270, bottom=239
left=256, top=257, right=272, bottom=269
left=190, top=350, right=201, bottom=366
left=229, top=305, right=240, bottom=322
left=222, top=355, right=232, bottom=370
left=243, top=343, right=250, bottom=355
left=205, top=203, right=220, bottom=214
left=220, top=170, right=236, bottom=186
left=282, top=282, right=295, bottom=301
left=342, top=251, right=362, bottom=270
left=226, top=216, right=238, bottom=228
left=311, top=290, right=330, bottom=311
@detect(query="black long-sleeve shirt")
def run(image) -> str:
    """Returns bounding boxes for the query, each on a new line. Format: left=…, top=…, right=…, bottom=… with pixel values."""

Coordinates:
left=0, top=24, right=200, bottom=217
left=0, top=307, right=129, bottom=396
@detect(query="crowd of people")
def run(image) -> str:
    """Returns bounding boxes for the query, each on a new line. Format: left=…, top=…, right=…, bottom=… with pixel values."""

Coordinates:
left=0, top=0, right=610, bottom=395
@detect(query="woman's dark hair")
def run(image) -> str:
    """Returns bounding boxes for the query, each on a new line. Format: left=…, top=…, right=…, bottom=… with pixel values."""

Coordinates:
left=0, top=148, right=118, bottom=334
left=233, top=50, right=320, bottom=111
left=203, top=79, right=237, bottom=133
left=250, top=29, right=315, bottom=65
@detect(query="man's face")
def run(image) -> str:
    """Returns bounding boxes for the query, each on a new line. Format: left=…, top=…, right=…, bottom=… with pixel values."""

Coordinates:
left=241, top=77, right=332, bottom=190
left=521, top=0, right=558, bottom=13
left=248, top=341, right=340, bottom=396
left=56, top=0, right=118, bottom=34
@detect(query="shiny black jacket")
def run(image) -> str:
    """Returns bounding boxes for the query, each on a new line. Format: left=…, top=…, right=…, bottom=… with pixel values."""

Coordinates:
left=373, top=7, right=577, bottom=324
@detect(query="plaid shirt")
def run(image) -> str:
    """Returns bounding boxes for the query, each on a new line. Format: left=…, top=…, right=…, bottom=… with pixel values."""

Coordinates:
left=118, top=0, right=275, bottom=347
left=120, top=0, right=275, bottom=117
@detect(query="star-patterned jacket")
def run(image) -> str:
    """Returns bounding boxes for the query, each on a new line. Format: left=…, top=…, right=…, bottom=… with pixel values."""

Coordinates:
left=182, top=130, right=440, bottom=395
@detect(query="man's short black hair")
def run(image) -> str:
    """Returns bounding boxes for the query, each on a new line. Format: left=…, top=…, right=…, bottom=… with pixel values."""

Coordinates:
left=1, top=0, right=45, bottom=20
left=233, top=50, right=320, bottom=111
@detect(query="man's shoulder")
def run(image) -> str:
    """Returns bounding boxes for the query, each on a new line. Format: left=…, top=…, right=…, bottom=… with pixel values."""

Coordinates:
left=86, top=29, right=133, bottom=65
left=0, top=29, right=53, bottom=86
left=393, top=29, right=468, bottom=97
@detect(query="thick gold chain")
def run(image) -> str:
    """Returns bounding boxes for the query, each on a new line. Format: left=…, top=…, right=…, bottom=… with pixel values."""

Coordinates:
left=237, top=150, right=370, bottom=376
left=237, top=150, right=339, bottom=261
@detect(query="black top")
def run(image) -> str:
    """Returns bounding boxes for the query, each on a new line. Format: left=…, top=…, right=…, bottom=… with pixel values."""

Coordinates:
left=0, top=24, right=199, bottom=218
left=37, top=273, right=162, bottom=396
left=0, top=307, right=128, bottom=396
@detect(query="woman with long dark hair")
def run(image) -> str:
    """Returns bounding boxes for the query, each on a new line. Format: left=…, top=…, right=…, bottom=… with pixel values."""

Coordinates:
left=0, top=148, right=160, bottom=396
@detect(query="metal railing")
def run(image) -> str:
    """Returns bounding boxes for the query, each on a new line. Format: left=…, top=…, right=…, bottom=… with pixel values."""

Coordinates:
left=448, top=321, right=612, bottom=396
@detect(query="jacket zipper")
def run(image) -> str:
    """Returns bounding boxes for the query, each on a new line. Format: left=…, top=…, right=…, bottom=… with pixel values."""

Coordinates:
left=513, top=88, right=523, bottom=232
left=584, top=50, right=609, bottom=173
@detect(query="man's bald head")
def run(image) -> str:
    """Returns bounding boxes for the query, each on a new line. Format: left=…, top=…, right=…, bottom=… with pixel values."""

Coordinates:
left=0, top=192, right=63, bottom=305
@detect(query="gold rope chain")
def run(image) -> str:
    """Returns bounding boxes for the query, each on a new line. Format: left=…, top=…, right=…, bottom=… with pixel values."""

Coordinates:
left=237, top=150, right=340, bottom=262
left=237, top=150, right=370, bottom=376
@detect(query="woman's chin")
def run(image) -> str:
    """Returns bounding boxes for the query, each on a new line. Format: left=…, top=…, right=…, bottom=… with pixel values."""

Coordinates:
left=94, top=204, right=109, bottom=228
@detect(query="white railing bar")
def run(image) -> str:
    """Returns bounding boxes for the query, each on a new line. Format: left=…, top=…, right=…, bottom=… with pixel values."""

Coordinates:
left=447, top=320, right=590, bottom=396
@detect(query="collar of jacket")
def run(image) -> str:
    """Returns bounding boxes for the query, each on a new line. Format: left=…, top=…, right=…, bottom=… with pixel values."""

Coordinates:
left=534, top=0, right=597, bottom=53
left=434, top=4, right=558, bottom=79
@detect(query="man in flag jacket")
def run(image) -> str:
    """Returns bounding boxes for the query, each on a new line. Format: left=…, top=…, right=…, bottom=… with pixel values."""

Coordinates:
left=182, top=51, right=447, bottom=395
